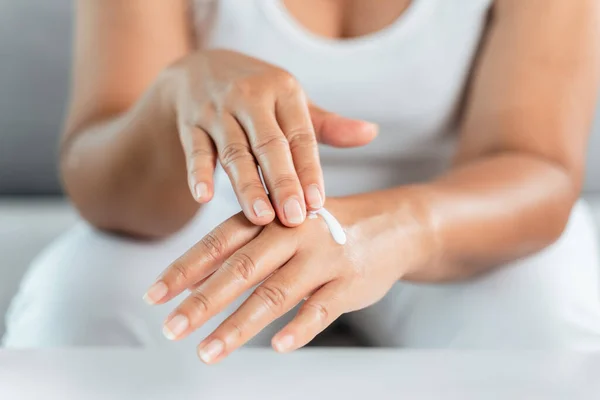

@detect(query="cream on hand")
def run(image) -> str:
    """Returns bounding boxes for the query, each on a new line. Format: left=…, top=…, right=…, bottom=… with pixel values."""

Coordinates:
left=308, top=208, right=347, bottom=245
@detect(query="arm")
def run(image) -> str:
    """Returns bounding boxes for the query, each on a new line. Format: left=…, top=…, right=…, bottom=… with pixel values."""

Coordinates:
left=400, top=0, right=600, bottom=280
left=62, top=1, right=377, bottom=238
left=61, top=0, right=196, bottom=237
left=141, top=0, right=600, bottom=361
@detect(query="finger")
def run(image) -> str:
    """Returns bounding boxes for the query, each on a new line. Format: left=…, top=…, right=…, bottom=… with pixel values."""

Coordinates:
left=162, top=224, right=298, bottom=341
left=271, top=280, right=346, bottom=353
left=143, top=213, right=261, bottom=305
left=236, top=107, right=306, bottom=227
left=309, top=104, right=379, bottom=148
left=276, top=92, right=324, bottom=211
left=212, top=114, right=275, bottom=225
left=195, top=255, right=331, bottom=364
left=189, top=275, right=212, bottom=291
left=178, top=120, right=217, bottom=203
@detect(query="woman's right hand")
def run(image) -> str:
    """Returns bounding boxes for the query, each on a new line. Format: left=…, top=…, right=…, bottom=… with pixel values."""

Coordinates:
left=161, top=49, right=378, bottom=227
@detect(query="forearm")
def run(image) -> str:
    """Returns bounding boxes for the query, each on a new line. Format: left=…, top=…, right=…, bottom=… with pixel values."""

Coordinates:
left=342, top=152, right=578, bottom=282
left=60, top=82, right=199, bottom=238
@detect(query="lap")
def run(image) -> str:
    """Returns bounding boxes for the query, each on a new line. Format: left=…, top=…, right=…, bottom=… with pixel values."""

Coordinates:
left=5, top=199, right=600, bottom=350
left=344, top=200, right=600, bottom=349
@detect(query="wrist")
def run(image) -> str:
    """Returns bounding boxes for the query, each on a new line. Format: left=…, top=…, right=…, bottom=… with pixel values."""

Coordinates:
left=326, top=186, right=442, bottom=280
left=393, top=185, right=443, bottom=280
left=144, top=67, right=188, bottom=181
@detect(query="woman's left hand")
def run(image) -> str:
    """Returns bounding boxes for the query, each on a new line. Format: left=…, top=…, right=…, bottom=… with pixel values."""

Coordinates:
left=144, top=196, right=431, bottom=364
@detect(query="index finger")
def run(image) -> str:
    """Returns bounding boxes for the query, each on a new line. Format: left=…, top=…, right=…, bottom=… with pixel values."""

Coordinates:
left=161, top=224, right=298, bottom=341
left=143, top=213, right=261, bottom=305
left=277, top=91, right=325, bottom=211
left=237, top=107, right=307, bottom=227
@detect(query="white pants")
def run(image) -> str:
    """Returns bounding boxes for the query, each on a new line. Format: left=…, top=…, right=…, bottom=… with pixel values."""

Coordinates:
left=4, top=200, right=600, bottom=351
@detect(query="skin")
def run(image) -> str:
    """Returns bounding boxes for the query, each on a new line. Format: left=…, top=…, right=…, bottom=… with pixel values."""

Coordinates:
left=62, top=0, right=378, bottom=238
left=64, top=0, right=600, bottom=362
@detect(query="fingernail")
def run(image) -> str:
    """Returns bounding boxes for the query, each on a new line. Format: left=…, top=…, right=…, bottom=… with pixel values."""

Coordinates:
left=143, top=281, right=168, bottom=305
left=274, top=334, right=295, bottom=353
left=366, top=122, right=379, bottom=133
left=305, top=185, right=323, bottom=210
left=194, top=182, right=209, bottom=202
left=283, top=198, right=304, bottom=224
left=198, top=339, right=224, bottom=363
left=253, top=198, right=273, bottom=218
left=163, top=315, right=189, bottom=340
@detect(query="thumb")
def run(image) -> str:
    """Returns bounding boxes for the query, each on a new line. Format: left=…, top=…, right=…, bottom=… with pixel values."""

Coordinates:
left=309, top=104, right=378, bottom=148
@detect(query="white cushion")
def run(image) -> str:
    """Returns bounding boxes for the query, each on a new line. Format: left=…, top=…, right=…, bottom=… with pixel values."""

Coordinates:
left=0, top=198, right=77, bottom=337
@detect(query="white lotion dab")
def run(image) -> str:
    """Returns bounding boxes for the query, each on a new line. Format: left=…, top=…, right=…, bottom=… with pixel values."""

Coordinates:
left=308, top=208, right=347, bottom=245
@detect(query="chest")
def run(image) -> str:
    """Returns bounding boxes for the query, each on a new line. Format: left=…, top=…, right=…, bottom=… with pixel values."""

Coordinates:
left=281, top=0, right=413, bottom=39
left=196, top=0, right=493, bottom=161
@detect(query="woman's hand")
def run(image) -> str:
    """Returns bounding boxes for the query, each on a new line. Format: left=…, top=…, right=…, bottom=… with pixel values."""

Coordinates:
left=144, top=195, right=433, bottom=364
left=161, top=49, right=378, bottom=227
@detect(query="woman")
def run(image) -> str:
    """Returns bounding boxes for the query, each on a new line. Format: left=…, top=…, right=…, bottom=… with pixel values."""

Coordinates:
left=4, top=0, right=600, bottom=362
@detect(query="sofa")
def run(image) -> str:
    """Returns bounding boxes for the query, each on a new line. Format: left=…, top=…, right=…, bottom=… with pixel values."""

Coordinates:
left=1, top=0, right=600, bottom=342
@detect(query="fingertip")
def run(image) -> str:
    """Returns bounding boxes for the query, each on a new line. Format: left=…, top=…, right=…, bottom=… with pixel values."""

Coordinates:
left=249, top=198, right=276, bottom=225
left=198, top=338, right=226, bottom=364
left=143, top=281, right=169, bottom=305
left=272, top=333, right=296, bottom=353
left=362, top=121, right=379, bottom=137
left=305, top=184, right=324, bottom=211
left=162, top=314, right=190, bottom=341
left=282, top=197, right=306, bottom=227
left=191, top=180, right=214, bottom=203
left=318, top=115, right=378, bottom=148
left=350, top=120, right=378, bottom=146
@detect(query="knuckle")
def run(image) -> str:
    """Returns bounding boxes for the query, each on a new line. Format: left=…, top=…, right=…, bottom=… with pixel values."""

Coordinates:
left=195, top=103, right=218, bottom=124
left=224, top=320, right=245, bottom=341
left=188, top=146, right=215, bottom=161
left=252, top=135, right=290, bottom=158
left=188, top=290, right=211, bottom=314
left=223, top=252, right=257, bottom=282
left=237, top=179, right=265, bottom=196
left=201, top=228, right=227, bottom=262
left=169, top=260, right=191, bottom=283
left=253, top=284, right=287, bottom=313
left=303, top=302, right=330, bottom=323
left=294, top=163, right=320, bottom=180
left=220, top=142, right=254, bottom=170
left=188, top=151, right=215, bottom=174
left=287, top=129, right=317, bottom=152
left=198, top=102, right=216, bottom=122
left=180, top=102, right=214, bottom=128
left=271, top=174, right=299, bottom=191
left=157, top=62, right=182, bottom=90
left=273, top=69, right=298, bottom=91
left=231, top=78, right=256, bottom=98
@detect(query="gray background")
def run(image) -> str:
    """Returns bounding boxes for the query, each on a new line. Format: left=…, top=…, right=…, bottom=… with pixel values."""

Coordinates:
left=0, top=0, right=71, bottom=195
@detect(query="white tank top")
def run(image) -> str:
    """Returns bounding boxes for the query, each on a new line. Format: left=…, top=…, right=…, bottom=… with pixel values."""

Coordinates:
left=189, top=0, right=494, bottom=225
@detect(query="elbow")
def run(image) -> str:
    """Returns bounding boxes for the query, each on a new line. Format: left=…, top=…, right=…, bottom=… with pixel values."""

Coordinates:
left=60, top=146, right=194, bottom=240
left=537, top=170, right=581, bottom=248
left=543, top=200, right=575, bottom=247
